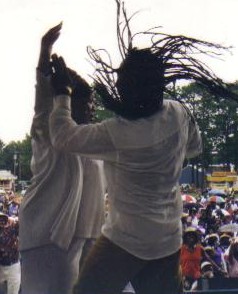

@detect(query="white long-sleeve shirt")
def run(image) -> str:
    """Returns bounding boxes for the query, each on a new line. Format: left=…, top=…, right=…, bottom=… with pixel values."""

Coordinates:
left=49, top=96, right=202, bottom=259
left=19, top=71, right=105, bottom=251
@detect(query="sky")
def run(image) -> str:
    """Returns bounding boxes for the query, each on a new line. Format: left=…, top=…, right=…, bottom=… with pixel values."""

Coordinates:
left=1, top=0, right=238, bottom=143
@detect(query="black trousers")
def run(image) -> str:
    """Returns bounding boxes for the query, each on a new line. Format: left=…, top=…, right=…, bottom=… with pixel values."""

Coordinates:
left=73, top=235, right=183, bottom=294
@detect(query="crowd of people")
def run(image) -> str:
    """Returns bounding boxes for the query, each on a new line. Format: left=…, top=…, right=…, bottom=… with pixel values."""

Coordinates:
left=2, top=187, right=238, bottom=293
left=180, top=188, right=238, bottom=291
left=0, top=190, right=20, bottom=294
left=0, top=191, right=20, bottom=219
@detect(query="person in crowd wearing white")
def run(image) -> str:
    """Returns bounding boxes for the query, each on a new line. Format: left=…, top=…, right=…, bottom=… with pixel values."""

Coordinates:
left=19, top=23, right=106, bottom=294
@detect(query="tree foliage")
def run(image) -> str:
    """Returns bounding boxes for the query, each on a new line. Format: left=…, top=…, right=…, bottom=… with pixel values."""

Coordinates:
left=0, top=135, right=32, bottom=181
left=176, top=81, right=238, bottom=169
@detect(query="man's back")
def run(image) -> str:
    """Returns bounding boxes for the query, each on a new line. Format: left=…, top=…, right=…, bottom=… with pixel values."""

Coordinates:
left=101, top=99, right=202, bottom=259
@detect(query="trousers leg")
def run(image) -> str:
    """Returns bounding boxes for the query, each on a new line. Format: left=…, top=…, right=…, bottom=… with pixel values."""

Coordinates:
left=20, top=239, right=85, bottom=294
left=6, top=262, right=21, bottom=294
left=131, top=250, right=183, bottom=294
left=74, top=235, right=147, bottom=294
left=74, top=235, right=182, bottom=294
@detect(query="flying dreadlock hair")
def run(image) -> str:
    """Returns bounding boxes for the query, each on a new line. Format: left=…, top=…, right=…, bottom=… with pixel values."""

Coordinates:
left=87, top=0, right=238, bottom=120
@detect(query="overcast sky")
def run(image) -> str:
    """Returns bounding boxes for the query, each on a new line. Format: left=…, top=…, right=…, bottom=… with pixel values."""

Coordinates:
left=1, top=0, right=238, bottom=143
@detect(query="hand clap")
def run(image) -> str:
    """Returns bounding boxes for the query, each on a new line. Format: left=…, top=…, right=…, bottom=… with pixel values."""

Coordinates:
left=51, top=54, right=72, bottom=96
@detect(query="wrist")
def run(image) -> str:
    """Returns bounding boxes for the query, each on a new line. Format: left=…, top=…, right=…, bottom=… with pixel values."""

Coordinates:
left=37, top=66, right=52, bottom=76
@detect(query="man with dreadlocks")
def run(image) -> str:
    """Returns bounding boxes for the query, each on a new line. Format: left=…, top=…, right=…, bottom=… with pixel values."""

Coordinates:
left=48, top=2, right=237, bottom=293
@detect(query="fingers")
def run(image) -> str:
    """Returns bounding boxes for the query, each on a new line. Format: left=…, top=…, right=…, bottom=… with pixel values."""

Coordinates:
left=48, top=22, right=63, bottom=33
left=51, top=54, right=67, bottom=74
left=51, top=54, right=72, bottom=85
left=41, top=22, right=63, bottom=48
left=47, top=22, right=63, bottom=39
left=51, top=54, right=72, bottom=95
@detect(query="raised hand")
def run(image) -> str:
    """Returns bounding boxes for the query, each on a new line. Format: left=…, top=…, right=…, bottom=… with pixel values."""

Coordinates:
left=51, top=54, right=72, bottom=96
left=38, top=22, right=62, bottom=75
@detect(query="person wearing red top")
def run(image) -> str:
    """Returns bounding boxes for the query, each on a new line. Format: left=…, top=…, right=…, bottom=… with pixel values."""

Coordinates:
left=180, top=228, right=204, bottom=290
left=180, top=227, right=223, bottom=291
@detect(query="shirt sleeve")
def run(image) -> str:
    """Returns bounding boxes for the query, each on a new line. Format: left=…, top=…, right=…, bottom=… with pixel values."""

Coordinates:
left=49, top=96, right=116, bottom=161
left=186, top=116, right=203, bottom=159
left=30, top=70, right=54, bottom=142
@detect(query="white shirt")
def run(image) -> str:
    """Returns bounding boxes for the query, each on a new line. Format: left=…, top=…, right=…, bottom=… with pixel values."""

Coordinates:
left=50, top=96, right=202, bottom=259
left=19, top=71, right=106, bottom=251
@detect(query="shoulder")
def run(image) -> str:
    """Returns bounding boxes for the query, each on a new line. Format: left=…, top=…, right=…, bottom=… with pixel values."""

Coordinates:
left=163, top=99, right=188, bottom=116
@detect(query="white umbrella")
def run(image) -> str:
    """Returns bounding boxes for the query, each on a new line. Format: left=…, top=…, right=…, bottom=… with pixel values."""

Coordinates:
left=219, top=223, right=238, bottom=233
left=212, top=209, right=230, bottom=220
left=208, top=189, right=226, bottom=197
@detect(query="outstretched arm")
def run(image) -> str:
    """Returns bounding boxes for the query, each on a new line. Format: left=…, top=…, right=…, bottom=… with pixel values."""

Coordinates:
left=49, top=54, right=116, bottom=159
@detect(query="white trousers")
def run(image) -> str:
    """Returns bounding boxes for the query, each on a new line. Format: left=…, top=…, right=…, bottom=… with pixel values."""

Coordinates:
left=20, top=238, right=86, bottom=294
left=0, top=262, right=21, bottom=294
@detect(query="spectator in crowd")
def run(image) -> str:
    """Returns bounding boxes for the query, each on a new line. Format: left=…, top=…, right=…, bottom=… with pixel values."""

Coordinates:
left=199, top=203, right=217, bottom=234
left=220, top=234, right=232, bottom=252
left=230, top=198, right=238, bottom=213
left=191, top=261, right=215, bottom=291
left=225, top=237, right=238, bottom=277
left=180, top=227, right=225, bottom=291
left=201, top=261, right=215, bottom=279
left=187, top=207, right=199, bottom=227
left=232, top=208, right=238, bottom=223
left=204, top=233, right=227, bottom=277
left=7, top=199, right=20, bottom=219
left=0, top=212, right=20, bottom=294
left=181, top=212, right=189, bottom=232
left=180, top=228, right=205, bottom=290
left=0, top=192, right=6, bottom=205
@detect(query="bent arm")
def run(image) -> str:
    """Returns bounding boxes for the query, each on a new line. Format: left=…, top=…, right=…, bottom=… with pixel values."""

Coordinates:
left=49, top=95, right=116, bottom=160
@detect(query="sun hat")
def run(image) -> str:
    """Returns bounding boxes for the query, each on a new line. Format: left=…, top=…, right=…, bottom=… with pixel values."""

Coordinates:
left=220, top=234, right=231, bottom=240
left=205, top=233, right=219, bottom=241
left=204, top=246, right=215, bottom=253
left=183, top=227, right=199, bottom=243
left=201, top=261, right=213, bottom=271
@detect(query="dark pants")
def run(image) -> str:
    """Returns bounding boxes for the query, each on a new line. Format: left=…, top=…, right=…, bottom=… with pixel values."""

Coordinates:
left=73, top=235, right=183, bottom=294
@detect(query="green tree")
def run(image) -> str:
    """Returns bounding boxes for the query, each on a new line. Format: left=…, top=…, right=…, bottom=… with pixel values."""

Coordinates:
left=93, top=91, right=114, bottom=122
left=0, top=139, right=5, bottom=168
left=177, top=81, right=238, bottom=170
left=0, top=135, right=32, bottom=181
left=174, top=83, right=217, bottom=169
left=18, top=134, right=32, bottom=180
left=214, top=83, right=238, bottom=168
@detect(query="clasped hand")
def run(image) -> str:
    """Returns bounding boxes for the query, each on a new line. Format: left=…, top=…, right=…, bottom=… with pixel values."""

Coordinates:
left=51, top=53, right=72, bottom=96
